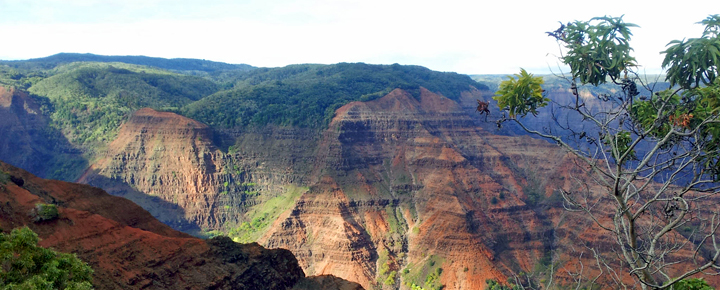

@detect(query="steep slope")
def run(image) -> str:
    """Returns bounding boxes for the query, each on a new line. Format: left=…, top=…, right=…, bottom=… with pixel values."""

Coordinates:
left=0, top=86, right=86, bottom=179
left=0, top=161, right=305, bottom=289
left=0, top=161, right=364, bottom=290
left=72, top=85, right=720, bottom=289
left=77, top=107, right=314, bottom=237
left=27, top=63, right=219, bottom=148
left=77, top=108, right=223, bottom=233
left=258, top=88, right=574, bottom=289
left=79, top=86, right=569, bottom=289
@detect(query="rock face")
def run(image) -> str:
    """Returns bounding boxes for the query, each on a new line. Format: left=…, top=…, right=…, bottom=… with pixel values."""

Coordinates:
left=0, top=161, right=312, bottom=290
left=258, top=88, right=576, bottom=289
left=74, top=87, right=602, bottom=289
left=78, top=107, right=223, bottom=232
left=79, top=107, right=319, bottom=236
left=72, top=87, right=718, bottom=289
left=0, top=86, right=85, bottom=180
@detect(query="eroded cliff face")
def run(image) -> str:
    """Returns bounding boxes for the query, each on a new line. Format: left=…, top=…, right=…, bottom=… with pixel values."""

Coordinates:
left=73, top=87, right=717, bottom=289
left=258, top=88, right=579, bottom=289
left=78, top=108, right=222, bottom=232
left=78, top=108, right=317, bottom=236
left=75, top=87, right=593, bottom=289
left=0, top=161, right=309, bottom=290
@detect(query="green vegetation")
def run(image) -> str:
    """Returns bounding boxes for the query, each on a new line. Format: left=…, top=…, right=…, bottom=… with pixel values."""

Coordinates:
left=493, top=69, right=548, bottom=117
left=28, top=63, right=218, bottom=146
left=495, top=15, right=720, bottom=289
left=0, top=65, right=46, bottom=89
left=0, top=170, right=9, bottom=185
left=1, top=53, right=253, bottom=74
left=46, top=156, right=90, bottom=182
left=32, top=203, right=59, bottom=222
left=376, top=249, right=392, bottom=284
left=228, top=185, right=307, bottom=243
left=486, top=279, right=522, bottom=290
left=0, top=227, right=94, bottom=289
left=2, top=59, right=487, bottom=185
left=670, top=278, right=714, bottom=290
left=560, top=16, right=638, bottom=86
left=384, top=270, right=397, bottom=286
left=385, top=206, right=408, bottom=235
left=2, top=60, right=223, bottom=181
left=402, top=254, right=445, bottom=290
left=183, top=63, right=486, bottom=128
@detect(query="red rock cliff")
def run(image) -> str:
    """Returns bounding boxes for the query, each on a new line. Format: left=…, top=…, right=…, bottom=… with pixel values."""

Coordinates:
left=0, top=160, right=309, bottom=289
left=75, top=87, right=718, bottom=289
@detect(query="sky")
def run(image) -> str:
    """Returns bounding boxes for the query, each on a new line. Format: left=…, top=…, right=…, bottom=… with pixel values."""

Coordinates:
left=0, top=0, right=717, bottom=74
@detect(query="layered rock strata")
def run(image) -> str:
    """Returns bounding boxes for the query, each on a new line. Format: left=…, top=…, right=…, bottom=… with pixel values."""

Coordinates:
left=0, top=161, right=309, bottom=289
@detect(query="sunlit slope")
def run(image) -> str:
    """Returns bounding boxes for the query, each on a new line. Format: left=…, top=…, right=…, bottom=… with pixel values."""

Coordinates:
left=183, top=63, right=488, bottom=128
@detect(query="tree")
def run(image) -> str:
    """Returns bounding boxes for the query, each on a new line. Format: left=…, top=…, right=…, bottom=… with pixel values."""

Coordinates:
left=0, top=227, right=94, bottom=289
left=493, top=15, right=720, bottom=289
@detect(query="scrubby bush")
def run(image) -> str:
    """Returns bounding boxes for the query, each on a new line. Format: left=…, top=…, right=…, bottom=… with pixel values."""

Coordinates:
left=31, top=203, right=59, bottom=222
left=0, top=227, right=94, bottom=289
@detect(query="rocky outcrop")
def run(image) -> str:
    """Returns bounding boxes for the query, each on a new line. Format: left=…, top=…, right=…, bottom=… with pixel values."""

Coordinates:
left=0, top=160, right=310, bottom=290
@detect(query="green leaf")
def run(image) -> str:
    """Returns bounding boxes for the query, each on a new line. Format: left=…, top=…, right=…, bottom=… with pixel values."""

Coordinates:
left=493, top=69, right=547, bottom=118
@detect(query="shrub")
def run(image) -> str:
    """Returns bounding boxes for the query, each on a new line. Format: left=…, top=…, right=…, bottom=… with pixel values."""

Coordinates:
left=31, top=203, right=59, bottom=222
left=0, top=227, right=94, bottom=289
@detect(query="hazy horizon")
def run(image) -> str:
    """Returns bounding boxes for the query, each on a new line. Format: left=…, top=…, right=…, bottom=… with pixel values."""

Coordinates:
left=1, top=0, right=716, bottom=75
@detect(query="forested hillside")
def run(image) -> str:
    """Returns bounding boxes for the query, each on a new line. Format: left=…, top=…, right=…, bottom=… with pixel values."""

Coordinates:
left=0, top=55, right=488, bottom=181
left=184, top=63, right=486, bottom=128
left=0, top=53, right=255, bottom=73
left=29, top=63, right=219, bottom=146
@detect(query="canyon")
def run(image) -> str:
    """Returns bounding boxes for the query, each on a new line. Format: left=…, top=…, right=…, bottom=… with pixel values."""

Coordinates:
left=0, top=160, right=362, bottom=289
left=1, top=58, right=717, bottom=289
left=70, top=85, right=618, bottom=289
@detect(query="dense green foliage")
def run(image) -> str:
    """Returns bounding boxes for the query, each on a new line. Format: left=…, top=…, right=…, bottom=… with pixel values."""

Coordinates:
left=184, top=63, right=486, bottom=128
left=552, top=16, right=638, bottom=86
left=670, top=278, right=714, bottom=290
left=0, top=65, right=46, bottom=90
left=0, top=227, right=93, bottom=289
left=662, top=15, right=720, bottom=89
left=28, top=63, right=218, bottom=145
left=2, top=56, right=487, bottom=185
left=1, top=53, right=254, bottom=73
left=32, top=204, right=59, bottom=222
left=493, top=68, right=548, bottom=117
left=4, top=58, right=486, bottom=147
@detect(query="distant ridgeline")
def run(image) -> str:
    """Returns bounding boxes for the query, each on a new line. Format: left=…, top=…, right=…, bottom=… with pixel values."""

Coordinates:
left=0, top=53, right=487, bottom=180
left=1, top=53, right=255, bottom=73
left=472, top=73, right=670, bottom=97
